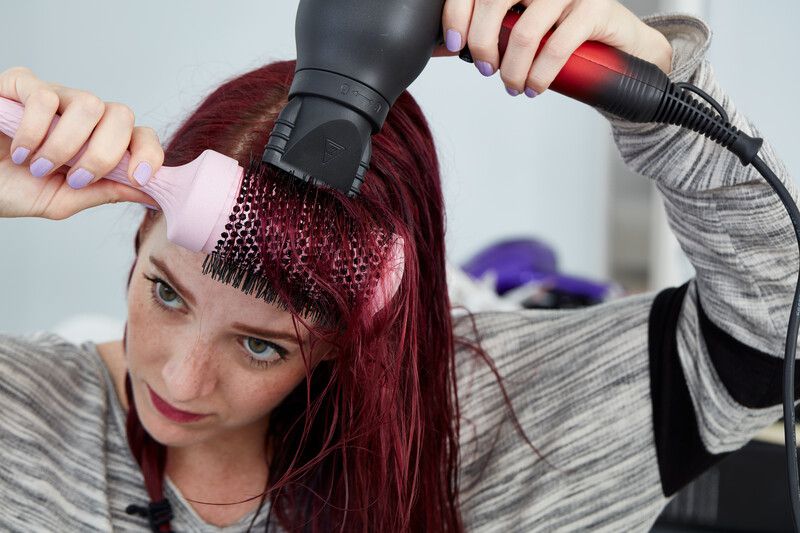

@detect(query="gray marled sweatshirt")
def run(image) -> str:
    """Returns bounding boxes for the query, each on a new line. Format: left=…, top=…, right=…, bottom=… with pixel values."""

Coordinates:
left=0, top=12, right=796, bottom=532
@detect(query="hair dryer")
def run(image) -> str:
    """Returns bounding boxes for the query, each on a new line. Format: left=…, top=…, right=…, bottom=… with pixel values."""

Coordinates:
left=262, top=1, right=761, bottom=197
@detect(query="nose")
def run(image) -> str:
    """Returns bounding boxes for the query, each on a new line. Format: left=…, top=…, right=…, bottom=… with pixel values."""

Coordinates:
left=161, top=337, right=219, bottom=404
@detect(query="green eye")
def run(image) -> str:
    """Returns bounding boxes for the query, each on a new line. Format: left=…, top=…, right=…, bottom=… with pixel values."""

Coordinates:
left=242, top=337, right=288, bottom=368
left=244, top=337, right=277, bottom=357
left=156, top=282, right=180, bottom=304
left=144, top=274, right=184, bottom=310
left=153, top=280, right=183, bottom=309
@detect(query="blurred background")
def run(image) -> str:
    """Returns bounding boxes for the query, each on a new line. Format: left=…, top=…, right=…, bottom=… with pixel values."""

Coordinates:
left=0, top=1, right=798, bottom=531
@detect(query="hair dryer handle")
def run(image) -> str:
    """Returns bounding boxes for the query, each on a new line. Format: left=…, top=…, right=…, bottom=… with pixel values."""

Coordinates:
left=460, top=6, right=671, bottom=122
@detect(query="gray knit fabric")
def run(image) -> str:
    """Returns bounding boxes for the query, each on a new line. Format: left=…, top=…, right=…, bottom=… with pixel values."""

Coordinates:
left=0, top=12, right=796, bottom=532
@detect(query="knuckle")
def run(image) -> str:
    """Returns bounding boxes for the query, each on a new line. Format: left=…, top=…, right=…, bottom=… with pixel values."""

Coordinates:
left=44, top=144, right=73, bottom=163
left=509, top=28, right=537, bottom=50
left=544, top=39, right=572, bottom=61
left=81, top=151, right=118, bottom=172
left=134, top=126, right=163, bottom=157
left=75, top=94, right=105, bottom=119
left=3, top=66, right=34, bottom=79
left=29, top=87, right=60, bottom=110
left=136, top=125, right=158, bottom=139
left=106, top=102, right=136, bottom=125
left=474, top=0, right=498, bottom=7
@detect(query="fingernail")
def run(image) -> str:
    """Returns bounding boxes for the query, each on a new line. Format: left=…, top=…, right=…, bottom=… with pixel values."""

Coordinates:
left=30, top=157, right=54, bottom=178
left=524, top=87, right=539, bottom=98
left=143, top=203, right=160, bottom=211
left=67, top=167, right=95, bottom=189
left=505, top=86, right=520, bottom=96
left=11, top=147, right=30, bottom=165
left=475, top=60, right=495, bottom=77
left=445, top=29, right=462, bottom=52
left=133, top=161, right=152, bottom=186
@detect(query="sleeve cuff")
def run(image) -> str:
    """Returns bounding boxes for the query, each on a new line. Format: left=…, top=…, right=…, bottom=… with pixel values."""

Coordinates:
left=639, top=12, right=712, bottom=84
left=597, top=12, right=712, bottom=128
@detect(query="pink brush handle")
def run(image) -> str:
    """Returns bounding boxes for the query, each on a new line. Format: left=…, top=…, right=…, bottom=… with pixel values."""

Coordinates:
left=0, top=96, right=243, bottom=254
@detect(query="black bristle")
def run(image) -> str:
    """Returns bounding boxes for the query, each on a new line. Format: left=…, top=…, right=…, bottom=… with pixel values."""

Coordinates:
left=198, top=151, right=341, bottom=326
left=200, top=151, right=392, bottom=329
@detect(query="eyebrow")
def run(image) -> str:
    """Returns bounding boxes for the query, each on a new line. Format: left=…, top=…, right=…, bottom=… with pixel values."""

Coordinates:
left=148, top=254, right=301, bottom=345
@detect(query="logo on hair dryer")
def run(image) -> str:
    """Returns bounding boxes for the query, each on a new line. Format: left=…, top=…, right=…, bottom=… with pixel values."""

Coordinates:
left=322, top=138, right=346, bottom=165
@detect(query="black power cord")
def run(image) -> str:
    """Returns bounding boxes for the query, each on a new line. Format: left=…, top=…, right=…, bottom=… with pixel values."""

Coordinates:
left=655, top=82, right=800, bottom=532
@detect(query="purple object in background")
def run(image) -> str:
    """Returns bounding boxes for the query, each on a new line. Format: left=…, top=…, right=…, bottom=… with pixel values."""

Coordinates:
left=460, top=237, right=615, bottom=306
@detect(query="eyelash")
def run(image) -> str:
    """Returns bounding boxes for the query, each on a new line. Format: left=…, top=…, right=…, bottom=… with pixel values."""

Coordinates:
left=142, top=274, right=289, bottom=369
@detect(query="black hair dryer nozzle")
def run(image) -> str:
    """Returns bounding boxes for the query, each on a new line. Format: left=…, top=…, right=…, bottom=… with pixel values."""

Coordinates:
left=263, top=0, right=446, bottom=197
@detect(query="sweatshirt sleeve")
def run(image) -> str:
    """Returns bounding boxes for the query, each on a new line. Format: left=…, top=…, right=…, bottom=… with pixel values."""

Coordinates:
left=599, top=12, right=799, bottom=495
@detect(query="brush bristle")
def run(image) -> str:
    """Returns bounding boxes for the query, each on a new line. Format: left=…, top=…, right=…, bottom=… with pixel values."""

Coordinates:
left=201, top=153, right=393, bottom=328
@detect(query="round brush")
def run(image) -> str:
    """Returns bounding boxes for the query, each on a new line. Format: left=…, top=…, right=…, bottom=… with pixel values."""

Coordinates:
left=0, top=95, right=403, bottom=324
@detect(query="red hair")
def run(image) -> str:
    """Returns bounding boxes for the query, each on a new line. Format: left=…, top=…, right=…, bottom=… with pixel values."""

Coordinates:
left=123, top=60, right=537, bottom=532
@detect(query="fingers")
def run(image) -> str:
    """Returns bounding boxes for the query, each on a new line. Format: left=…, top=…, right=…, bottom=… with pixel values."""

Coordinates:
left=500, top=0, right=571, bottom=94
left=441, top=0, right=475, bottom=54
left=20, top=84, right=107, bottom=181
left=525, top=0, right=604, bottom=95
left=466, top=0, right=517, bottom=77
left=0, top=67, right=164, bottom=192
left=60, top=100, right=131, bottom=188
left=127, top=126, right=164, bottom=187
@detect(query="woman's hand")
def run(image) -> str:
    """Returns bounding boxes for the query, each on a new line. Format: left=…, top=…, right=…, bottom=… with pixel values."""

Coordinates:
left=0, top=66, right=163, bottom=219
left=433, top=0, right=673, bottom=96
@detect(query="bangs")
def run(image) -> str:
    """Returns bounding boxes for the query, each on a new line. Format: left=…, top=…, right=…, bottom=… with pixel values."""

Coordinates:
left=202, top=154, right=398, bottom=328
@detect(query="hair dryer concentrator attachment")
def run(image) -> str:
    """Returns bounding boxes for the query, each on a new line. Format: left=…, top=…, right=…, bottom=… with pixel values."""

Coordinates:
left=262, top=0, right=446, bottom=197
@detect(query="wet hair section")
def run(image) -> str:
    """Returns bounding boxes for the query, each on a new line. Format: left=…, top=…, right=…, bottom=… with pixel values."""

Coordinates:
left=201, top=154, right=398, bottom=329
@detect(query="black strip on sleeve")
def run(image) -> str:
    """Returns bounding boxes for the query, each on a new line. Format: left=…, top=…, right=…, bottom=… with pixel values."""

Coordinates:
left=649, top=282, right=729, bottom=497
left=697, top=292, right=800, bottom=408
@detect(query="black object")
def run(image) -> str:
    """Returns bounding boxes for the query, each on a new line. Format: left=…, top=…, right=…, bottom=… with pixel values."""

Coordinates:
left=125, top=498, right=174, bottom=532
left=655, top=440, right=800, bottom=532
left=262, top=0, right=445, bottom=197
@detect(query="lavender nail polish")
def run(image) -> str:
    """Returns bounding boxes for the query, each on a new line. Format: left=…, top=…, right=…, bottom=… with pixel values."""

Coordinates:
left=506, top=87, right=520, bottom=97
left=29, top=158, right=54, bottom=178
left=475, top=60, right=494, bottom=77
left=133, top=161, right=152, bottom=186
left=67, top=168, right=95, bottom=189
left=11, top=147, right=30, bottom=165
left=524, top=87, right=539, bottom=98
left=445, top=29, right=462, bottom=52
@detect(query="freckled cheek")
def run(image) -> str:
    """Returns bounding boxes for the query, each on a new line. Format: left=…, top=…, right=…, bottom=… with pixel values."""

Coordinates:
left=229, top=368, right=308, bottom=422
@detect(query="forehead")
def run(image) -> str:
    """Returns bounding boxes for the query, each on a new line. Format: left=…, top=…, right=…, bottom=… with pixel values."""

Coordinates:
left=140, top=217, right=299, bottom=328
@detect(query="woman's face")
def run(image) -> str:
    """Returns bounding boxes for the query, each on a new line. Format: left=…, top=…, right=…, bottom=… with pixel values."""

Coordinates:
left=125, top=216, right=324, bottom=449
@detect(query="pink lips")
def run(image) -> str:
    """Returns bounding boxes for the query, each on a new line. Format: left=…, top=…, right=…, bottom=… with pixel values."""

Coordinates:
left=147, top=385, right=209, bottom=423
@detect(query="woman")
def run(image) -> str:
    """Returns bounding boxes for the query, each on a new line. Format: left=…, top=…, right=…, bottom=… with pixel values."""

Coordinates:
left=0, top=0, right=795, bottom=531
